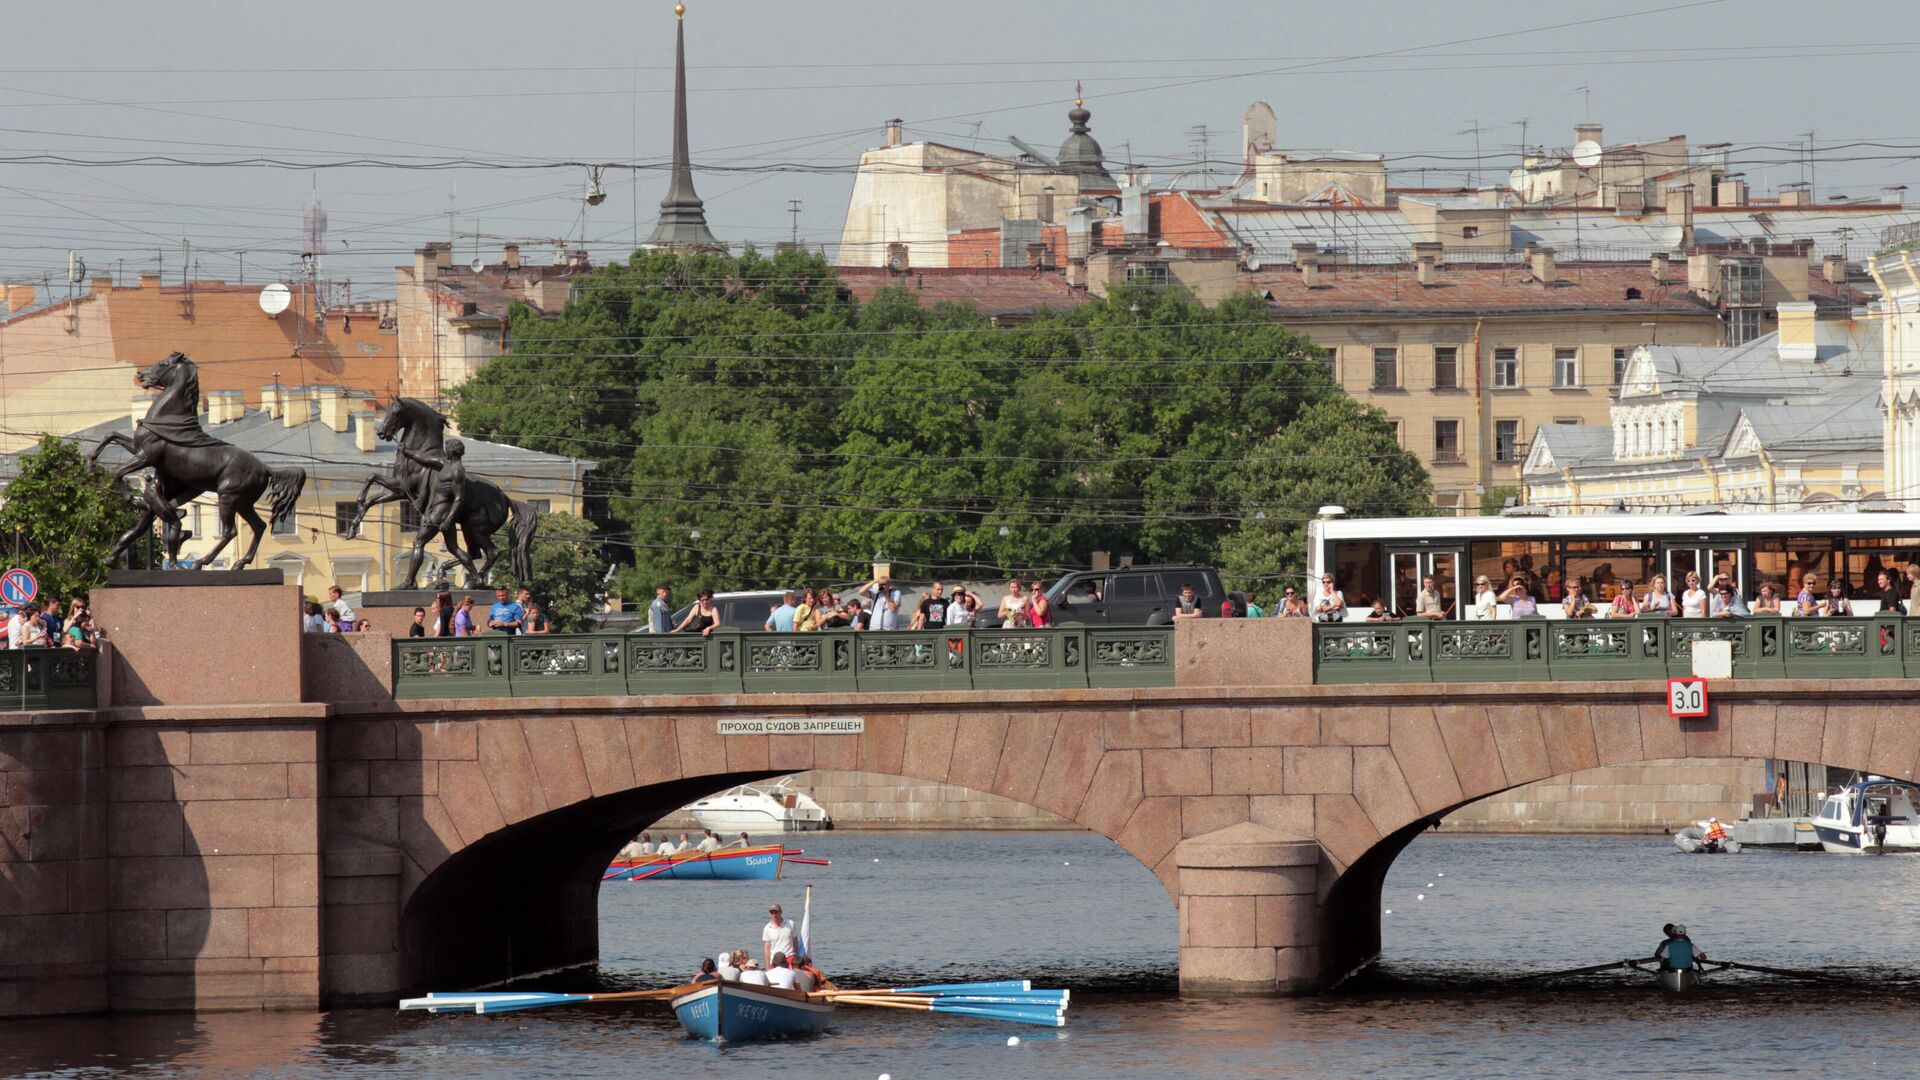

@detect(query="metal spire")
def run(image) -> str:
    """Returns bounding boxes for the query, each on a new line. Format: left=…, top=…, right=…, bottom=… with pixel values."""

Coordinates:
left=647, top=3, right=720, bottom=248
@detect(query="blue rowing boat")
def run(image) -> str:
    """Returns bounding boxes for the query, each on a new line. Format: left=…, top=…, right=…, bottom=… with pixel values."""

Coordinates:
left=670, top=981, right=834, bottom=1041
left=603, top=844, right=786, bottom=881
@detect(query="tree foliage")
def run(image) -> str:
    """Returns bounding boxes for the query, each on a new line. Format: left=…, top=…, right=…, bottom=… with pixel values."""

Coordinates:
left=458, top=250, right=1434, bottom=595
left=489, top=512, right=604, bottom=631
left=0, top=435, right=137, bottom=602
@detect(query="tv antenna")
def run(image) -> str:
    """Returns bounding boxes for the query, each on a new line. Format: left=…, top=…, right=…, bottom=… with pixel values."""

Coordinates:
left=1457, top=119, right=1488, bottom=188
left=787, top=199, right=803, bottom=245
left=1573, top=85, right=1593, bottom=119
left=1186, top=123, right=1214, bottom=186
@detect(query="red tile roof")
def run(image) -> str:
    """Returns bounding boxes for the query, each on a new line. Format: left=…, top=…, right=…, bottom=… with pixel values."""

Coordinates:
left=1247, top=261, right=1718, bottom=316
left=838, top=267, right=1085, bottom=316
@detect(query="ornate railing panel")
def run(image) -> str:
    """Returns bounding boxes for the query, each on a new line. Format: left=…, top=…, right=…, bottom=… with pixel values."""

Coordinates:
left=393, top=626, right=1175, bottom=699
left=1316, top=615, right=1920, bottom=685
left=0, top=648, right=98, bottom=710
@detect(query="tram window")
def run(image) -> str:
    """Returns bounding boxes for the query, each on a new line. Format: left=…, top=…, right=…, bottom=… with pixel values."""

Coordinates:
left=1561, top=540, right=1652, bottom=602
left=1847, top=538, right=1920, bottom=598
left=1755, top=538, right=1838, bottom=599
left=1332, top=544, right=1382, bottom=607
left=1472, top=540, right=1551, bottom=601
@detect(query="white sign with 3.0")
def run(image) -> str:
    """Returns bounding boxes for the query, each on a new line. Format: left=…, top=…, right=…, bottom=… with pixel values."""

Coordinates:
left=717, top=717, right=865, bottom=736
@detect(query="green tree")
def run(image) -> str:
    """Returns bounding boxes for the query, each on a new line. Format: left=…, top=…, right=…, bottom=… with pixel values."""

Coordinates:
left=0, top=435, right=137, bottom=602
left=1481, top=486, right=1519, bottom=516
left=490, top=512, right=605, bottom=631
left=1217, top=397, right=1435, bottom=590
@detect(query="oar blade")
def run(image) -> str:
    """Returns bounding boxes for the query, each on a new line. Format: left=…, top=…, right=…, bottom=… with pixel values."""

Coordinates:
left=928, top=1002, right=1066, bottom=1027
left=902, top=980, right=1032, bottom=995
left=891, top=992, right=1069, bottom=1007
left=401, top=991, right=591, bottom=1014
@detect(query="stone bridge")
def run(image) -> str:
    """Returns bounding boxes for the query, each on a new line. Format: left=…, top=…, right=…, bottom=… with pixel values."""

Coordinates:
left=5, top=578, right=1917, bottom=1017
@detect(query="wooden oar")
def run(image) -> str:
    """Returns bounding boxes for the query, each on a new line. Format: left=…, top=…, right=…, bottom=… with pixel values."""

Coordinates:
left=400, top=987, right=682, bottom=1014
left=826, top=995, right=1066, bottom=1027
left=1715, top=960, right=1851, bottom=983
left=786, top=856, right=831, bottom=866
left=1510, top=959, right=1640, bottom=981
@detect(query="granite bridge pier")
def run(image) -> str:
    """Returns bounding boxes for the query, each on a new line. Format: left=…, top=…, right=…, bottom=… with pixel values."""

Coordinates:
left=4, top=574, right=1916, bottom=1016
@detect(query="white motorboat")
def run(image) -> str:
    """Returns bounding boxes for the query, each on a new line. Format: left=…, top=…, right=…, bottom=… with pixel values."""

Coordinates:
left=687, top=778, right=833, bottom=833
left=1812, top=778, right=1920, bottom=854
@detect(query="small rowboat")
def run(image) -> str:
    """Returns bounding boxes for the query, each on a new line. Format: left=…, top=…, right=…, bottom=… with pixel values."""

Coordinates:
left=1657, top=968, right=1698, bottom=992
left=604, top=844, right=792, bottom=881
left=670, top=980, right=834, bottom=1041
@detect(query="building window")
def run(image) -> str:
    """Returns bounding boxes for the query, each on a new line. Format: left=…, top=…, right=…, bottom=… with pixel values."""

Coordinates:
left=1434, top=346, right=1458, bottom=389
left=1724, top=258, right=1762, bottom=305
left=1613, top=346, right=1630, bottom=386
left=1554, top=417, right=1582, bottom=426
left=1729, top=307, right=1762, bottom=345
left=1385, top=418, right=1401, bottom=446
left=1462, top=226, right=1480, bottom=239
left=1553, top=347, right=1579, bottom=388
left=334, top=501, right=359, bottom=538
left=1494, top=420, right=1519, bottom=462
left=273, top=510, right=297, bottom=537
left=1125, top=262, right=1169, bottom=287
left=1493, top=348, right=1519, bottom=388
left=1434, top=419, right=1461, bottom=463
left=1372, top=347, right=1398, bottom=389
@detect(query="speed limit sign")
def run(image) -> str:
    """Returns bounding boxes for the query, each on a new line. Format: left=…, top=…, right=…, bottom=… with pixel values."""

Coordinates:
left=1666, top=677, right=1709, bottom=718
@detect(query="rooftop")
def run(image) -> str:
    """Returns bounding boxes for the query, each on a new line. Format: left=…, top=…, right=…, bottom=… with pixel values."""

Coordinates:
left=837, top=266, right=1084, bottom=317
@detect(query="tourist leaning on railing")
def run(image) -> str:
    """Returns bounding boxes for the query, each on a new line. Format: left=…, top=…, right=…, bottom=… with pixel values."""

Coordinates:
left=1752, top=582, right=1782, bottom=615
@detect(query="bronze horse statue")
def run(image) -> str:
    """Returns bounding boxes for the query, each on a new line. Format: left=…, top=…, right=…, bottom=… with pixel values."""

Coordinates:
left=346, top=396, right=538, bottom=589
left=89, top=352, right=307, bottom=569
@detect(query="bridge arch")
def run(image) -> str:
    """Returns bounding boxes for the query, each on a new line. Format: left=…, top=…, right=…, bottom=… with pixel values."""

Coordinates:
left=327, top=707, right=1182, bottom=998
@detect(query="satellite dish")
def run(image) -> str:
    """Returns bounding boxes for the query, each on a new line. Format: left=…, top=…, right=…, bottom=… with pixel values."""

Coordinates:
left=469, top=257, right=486, bottom=273
left=1572, top=139, right=1603, bottom=168
left=1508, top=168, right=1527, bottom=192
left=258, top=282, right=291, bottom=316
left=1246, top=255, right=1262, bottom=271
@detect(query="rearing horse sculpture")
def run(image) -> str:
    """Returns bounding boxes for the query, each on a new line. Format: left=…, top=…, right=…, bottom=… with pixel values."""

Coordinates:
left=346, top=396, right=538, bottom=589
left=89, top=351, right=307, bottom=569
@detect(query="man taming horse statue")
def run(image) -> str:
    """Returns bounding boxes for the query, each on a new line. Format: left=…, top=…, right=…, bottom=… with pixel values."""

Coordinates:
left=89, top=351, right=308, bottom=569
left=345, top=396, right=538, bottom=590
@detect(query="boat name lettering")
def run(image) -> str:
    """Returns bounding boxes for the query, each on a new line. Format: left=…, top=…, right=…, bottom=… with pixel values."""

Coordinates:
left=716, top=717, right=865, bottom=736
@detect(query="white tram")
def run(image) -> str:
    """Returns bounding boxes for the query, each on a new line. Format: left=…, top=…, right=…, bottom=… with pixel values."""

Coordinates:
left=1305, top=510, right=1920, bottom=622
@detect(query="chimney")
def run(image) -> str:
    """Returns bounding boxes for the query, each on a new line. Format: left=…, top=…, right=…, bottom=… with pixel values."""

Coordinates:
left=1651, top=251, right=1671, bottom=283
left=884, top=118, right=904, bottom=148
left=1664, top=184, right=1695, bottom=247
left=1779, top=187, right=1812, bottom=207
left=1823, top=254, right=1848, bottom=286
left=1299, top=254, right=1321, bottom=288
left=1065, top=206, right=1093, bottom=260
left=567, top=249, right=589, bottom=269
left=1777, top=301, right=1818, bottom=361
left=1290, top=242, right=1319, bottom=269
left=138, top=274, right=161, bottom=289
left=259, top=384, right=282, bottom=419
left=414, top=245, right=439, bottom=283
left=1036, top=184, right=1055, bottom=223
left=1716, top=177, right=1749, bottom=206
left=1616, top=187, right=1646, bottom=215
left=1530, top=245, right=1556, bottom=285
left=315, top=385, right=350, bottom=433
left=205, top=389, right=242, bottom=425
left=353, top=412, right=376, bottom=453
left=432, top=244, right=453, bottom=272
left=282, top=386, right=309, bottom=429
left=1121, top=181, right=1149, bottom=241
left=129, top=395, right=151, bottom=429
left=89, top=277, right=113, bottom=296
left=1412, top=241, right=1443, bottom=286
left=1574, top=122, right=1604, bottom=147
left=501, top=243, right=521, bottom=270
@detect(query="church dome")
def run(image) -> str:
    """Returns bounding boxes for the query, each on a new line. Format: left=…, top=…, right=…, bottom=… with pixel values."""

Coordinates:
left=1057, top=99, right=1116, bottom=188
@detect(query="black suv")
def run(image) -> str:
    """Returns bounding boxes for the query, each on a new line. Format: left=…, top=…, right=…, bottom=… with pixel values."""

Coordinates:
left=1044, top=565, right=1225, bottom=625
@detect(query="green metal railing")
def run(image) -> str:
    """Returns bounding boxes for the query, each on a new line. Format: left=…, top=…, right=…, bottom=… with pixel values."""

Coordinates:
left=392, top=626, right=1175, bottom=700
left=1313, top=615, right=1911, bottom=684
left=0, top=648, right=98, bottom=710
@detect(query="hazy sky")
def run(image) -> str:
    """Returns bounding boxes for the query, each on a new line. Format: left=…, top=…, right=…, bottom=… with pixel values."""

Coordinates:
left=2, top=0, right=1913, bottom=297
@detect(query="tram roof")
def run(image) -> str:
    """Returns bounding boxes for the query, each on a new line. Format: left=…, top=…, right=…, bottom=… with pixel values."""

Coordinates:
left=1314, top=511, right=1920, bottom=543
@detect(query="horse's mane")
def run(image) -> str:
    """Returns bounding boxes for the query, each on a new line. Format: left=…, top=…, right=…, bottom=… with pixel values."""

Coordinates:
left=160, top=352, right=200, bottom=416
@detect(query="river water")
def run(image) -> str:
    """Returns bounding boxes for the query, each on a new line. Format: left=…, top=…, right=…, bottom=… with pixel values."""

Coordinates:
left=7, top=830, right=1920, bottom=1079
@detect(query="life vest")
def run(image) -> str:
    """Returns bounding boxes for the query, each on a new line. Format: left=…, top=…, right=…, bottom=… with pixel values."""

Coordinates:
left=1705, top=821, right=1728, bottom=842
left=1665, top=939, right=1696, bottom=970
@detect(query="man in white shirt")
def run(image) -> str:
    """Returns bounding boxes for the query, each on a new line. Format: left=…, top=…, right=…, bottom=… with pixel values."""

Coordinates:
left=765, top=953, right=797, bottom=990
left=696, top=831, right=720, bottom=853
left=656, top=836, right=678, bottom=856
left=674, top=832, right=694, bottom=854
left=327, top=585, right=357, bottom=625
left=762, top=904, right=795, bottom=970
left=737, top=962, right=769, bottom=986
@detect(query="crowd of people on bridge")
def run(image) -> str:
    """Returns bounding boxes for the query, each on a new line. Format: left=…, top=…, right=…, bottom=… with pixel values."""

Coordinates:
left=0, top=596, right=101, bottom=651
left=301, top=584, right=555, bottom=636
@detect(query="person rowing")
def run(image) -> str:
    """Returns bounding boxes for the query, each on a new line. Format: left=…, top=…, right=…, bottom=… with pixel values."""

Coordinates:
left=792, top=954, right=830, bottom=992
left=1702, top=818, right=1730, bottom=853
left=692, top=957, right=721, bottom=986
left=1654, top=923, right=1705, bottom=972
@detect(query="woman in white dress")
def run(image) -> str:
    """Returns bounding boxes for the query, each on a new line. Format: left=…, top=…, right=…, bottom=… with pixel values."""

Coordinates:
left=1679, top=572, right=1709, bottom=619
left=1473, top=576, right=1499, bottom=620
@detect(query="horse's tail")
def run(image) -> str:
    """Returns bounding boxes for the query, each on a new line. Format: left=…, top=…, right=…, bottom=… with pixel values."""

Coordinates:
left=267, top=468, right=307, bottom=530
left=507, top=499, right=540, bottom=582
